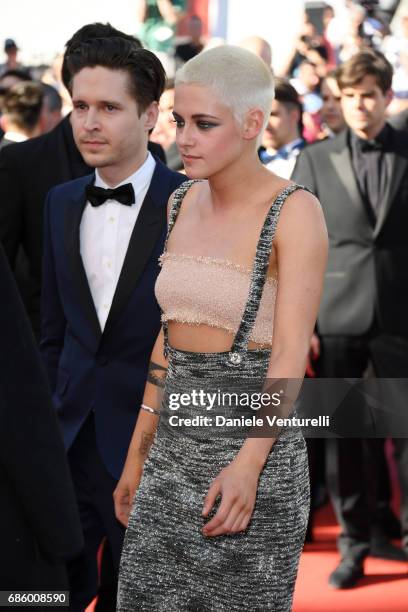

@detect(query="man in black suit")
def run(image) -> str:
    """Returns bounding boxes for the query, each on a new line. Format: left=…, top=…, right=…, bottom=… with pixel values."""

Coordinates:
left=41, top=37, right=185, bottom=610
left=293, top=49, right=408, bottom=588
left=0, top=242, right=83, bottom=590
left=0, top=23, right=165, bottom=338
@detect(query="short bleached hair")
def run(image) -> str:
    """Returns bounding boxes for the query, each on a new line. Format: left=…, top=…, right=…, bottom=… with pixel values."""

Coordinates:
left=175, top=45, right=275, bottom=134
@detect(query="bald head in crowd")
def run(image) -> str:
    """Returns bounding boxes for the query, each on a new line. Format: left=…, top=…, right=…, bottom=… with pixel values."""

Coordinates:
left=239, top=36, right=272, bottom=67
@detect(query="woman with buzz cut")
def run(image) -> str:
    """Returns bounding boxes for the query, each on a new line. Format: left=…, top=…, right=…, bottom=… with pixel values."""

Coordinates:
left=115, top=45, right=328, bottom=611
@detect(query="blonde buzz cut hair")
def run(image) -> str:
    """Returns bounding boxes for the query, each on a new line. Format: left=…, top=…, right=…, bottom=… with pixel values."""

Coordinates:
left=175, top=45, right=275, bottom=136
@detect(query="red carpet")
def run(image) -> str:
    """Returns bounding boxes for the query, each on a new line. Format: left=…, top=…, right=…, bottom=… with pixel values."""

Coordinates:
left=293, top=501, right=408, bottom=612
left=294, top=441, right=408, bottom=612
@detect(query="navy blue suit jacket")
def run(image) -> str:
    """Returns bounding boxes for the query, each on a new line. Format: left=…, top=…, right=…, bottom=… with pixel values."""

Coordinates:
left=40, top=158, right=185, bottom=479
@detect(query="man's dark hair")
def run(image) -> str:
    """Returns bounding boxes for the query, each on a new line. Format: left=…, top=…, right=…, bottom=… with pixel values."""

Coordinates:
left=274, top=77, right=303, bottom=135
left=61, top=22, right=142, bottom=90
left=66, top=37, right=166, bottom=114
left=337, top=49, right=393, bottom=94
left=41, top=83, right=62, bottom=113
left=3, top=81, right=43, bottom=131
left=0, top=68, right=32, bottom=85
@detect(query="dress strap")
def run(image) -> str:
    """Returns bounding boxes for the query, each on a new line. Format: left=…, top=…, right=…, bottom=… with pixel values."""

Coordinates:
left=163, top=180, right=198, bottom=252
left=229, top=184, right=311, bottom=363
left=162, top=179, right=200, bottom=357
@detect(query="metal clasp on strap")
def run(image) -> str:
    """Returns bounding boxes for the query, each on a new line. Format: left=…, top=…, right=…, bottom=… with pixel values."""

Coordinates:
left=229, top=351, right=242, bottom=365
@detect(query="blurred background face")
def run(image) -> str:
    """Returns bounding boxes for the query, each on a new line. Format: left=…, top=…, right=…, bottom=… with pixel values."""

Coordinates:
left=152, top=87, right=176, bottom=149
left=340, top=74, right=392, bottom=135
left=306, top=48, right=328, bottom=78
left=321, top=77, right=345, bottom=134
left=5, top=46, right=18, bottom=62
left=263, top=99, right=298, bottom=150
left=299, top=62, right=320, bottom=92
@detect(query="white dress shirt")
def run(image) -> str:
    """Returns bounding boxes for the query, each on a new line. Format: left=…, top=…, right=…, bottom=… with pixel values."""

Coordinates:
left=3, top=131, right=28, bottom=143
left=80, top=152, right=156, bottom=331
left=265, top=138, right=305, bottom=180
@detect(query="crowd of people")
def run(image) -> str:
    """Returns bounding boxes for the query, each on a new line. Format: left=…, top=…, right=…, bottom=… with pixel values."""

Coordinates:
left=0, top=1, right=408, bottom=610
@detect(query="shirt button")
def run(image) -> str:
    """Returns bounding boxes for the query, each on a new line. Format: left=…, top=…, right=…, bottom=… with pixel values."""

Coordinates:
left=109, top=216, right=115, bottom=223
left=103, top=304, right=109, bottom=310
left=106, top=261, right=111, bottom=268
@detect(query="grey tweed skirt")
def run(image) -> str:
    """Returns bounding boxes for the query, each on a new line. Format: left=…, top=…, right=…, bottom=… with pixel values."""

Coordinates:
left=117, top=346, right=310, bottom=612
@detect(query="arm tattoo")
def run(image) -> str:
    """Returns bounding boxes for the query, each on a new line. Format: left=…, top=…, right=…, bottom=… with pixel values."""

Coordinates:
left=147, top=360, right=167, bottom=388
left=139, top=431, right=155, bottom=457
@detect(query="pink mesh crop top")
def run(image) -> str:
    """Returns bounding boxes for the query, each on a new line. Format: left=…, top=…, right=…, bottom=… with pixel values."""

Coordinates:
left=155, top=252, right=278, bottom=346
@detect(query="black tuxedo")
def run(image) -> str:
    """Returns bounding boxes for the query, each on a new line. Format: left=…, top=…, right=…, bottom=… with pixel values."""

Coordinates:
left=0, top=116, right=166, bottom=337
left=293, top=125, right=408, bottom=561
left=0, top=243, right=83, bottom=589
left=41, top=159, right=185, bottom=609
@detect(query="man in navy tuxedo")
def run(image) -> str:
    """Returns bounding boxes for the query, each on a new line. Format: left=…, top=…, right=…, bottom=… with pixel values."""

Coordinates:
left=40, top=37, right=185, bottom=610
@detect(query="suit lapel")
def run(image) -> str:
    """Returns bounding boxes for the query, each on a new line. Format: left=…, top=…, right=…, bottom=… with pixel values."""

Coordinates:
left=102, top=160, right=171, bottom=336
left=64, top=175, right=102, bottom=341
left=373, top=149, right=408, bottom=239
left=329, top=130, right=367, bottom=216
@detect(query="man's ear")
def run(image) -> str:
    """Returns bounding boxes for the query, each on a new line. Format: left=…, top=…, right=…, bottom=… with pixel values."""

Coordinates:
left=385, top=88, right=394, bottom=109
left=242, top=108, right=265, bottom=141
left=144, top=101, right=159, bottom=132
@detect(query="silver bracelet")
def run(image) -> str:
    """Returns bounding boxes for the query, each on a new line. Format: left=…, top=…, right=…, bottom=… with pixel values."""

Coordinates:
left=141, top=403, right=160, bottom=416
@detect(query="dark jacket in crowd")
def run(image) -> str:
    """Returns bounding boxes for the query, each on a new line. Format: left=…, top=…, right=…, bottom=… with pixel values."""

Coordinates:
left=0, top=242, right=83, bottom=589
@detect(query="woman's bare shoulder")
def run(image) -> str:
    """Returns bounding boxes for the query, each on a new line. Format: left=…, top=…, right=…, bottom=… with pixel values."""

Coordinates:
left=166, top=180, right=208, bottom=220
left=275, top=185, right=327, bottom=246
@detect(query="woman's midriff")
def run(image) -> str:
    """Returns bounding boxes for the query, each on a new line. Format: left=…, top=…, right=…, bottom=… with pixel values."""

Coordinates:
left=166, top=321, right=272, bottom=353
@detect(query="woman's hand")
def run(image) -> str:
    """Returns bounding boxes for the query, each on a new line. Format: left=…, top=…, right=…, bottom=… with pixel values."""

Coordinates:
left=113, top=466, right=143, bottom=528
left=201, top=459, right=260, bottom=537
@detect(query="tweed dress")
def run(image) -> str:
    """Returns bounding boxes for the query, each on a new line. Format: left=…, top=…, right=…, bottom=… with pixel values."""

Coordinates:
left=117, top=182, right=310, bottom=612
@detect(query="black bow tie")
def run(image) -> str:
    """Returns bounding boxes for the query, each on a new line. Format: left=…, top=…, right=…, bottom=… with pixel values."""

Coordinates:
left=359, top=139, right=384, bottom=153
left=85, top=183, right=135, bottom=207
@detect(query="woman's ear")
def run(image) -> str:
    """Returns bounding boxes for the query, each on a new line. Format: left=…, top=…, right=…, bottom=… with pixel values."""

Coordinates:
left=242, top=108, right=264, bottom=141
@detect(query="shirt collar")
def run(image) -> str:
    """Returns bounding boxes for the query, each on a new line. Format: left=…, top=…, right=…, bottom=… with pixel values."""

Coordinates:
left=350, top=123, right=391, bottom=152
left=94, top=151, right=156, bottom=200
left=3, top=131, right=28, bottom=143
left=279, top=137, right=305, bottom=157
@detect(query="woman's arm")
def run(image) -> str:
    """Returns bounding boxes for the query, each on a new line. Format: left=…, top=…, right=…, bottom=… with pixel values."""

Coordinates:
left=202, top=189, right=328, bottom=537
left=114, top=328, right=167, bottom=527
